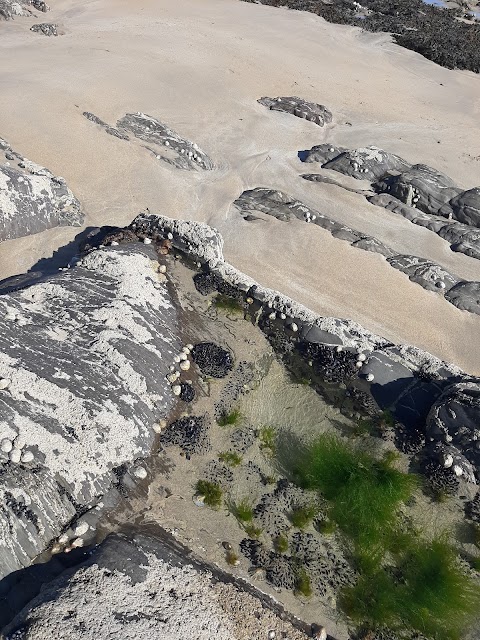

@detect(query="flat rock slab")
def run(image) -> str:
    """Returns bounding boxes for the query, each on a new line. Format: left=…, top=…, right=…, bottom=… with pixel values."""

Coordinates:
left=258, top=96, right=332, bottom=127
left=0, top=245, right=178, bottom=579
left=83, top=111, right=214, bottom=171
left=0, top=138, right=83, bottom=241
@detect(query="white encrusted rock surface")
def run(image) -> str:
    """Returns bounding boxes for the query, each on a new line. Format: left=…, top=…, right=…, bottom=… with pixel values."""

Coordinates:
left=0, top=245, right=179, bottom=578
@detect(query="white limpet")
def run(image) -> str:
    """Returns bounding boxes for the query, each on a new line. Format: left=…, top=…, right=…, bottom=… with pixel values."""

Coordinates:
left=9, top=448, right=21, bottom=463
left=182, top=346, right=190, bottom=354
left=0, top=439, right=13, bottom=453
left=329, top=147, right=335, bottom=152
left=158, top=419, right=167, bottom=429
left=169, top=365, right=176, bottom=372
left=180, top=353, right=188, bottom=361
left=143, top=237, right=152, bottom=245
left=167, top=232, right=173, bottom=240
left=268, top=631, right=276, bottom=640
left=110, top=241, right=119, bottom=246
left=73, top=521, right=90, bottom=537
left=180, top=360, right=191, bottom=371
left=357, top=353, right=366, bottom=362
left=173, top=356, right=181, bottom=363
left=71, top=538, right=84, bottom=548
left=58, top=533, right=69, bottom=544
left=165, top=140, right=170, bottom=146
left=290, top=322, right=298, bottom=332
left=366, top=373, right=375, bottom=382
left=280, top=313, right=286, bottom=320
left=186, top=343, right=193, bottom=350
left=0, top=378, right=11, bottom=390
left=453, top=465, right=463, bottom=477
left=159, top=265, right=167, bottom=274
left=133, top=466, right=148, bottom=480
left=152, top=422, right=163, bottom=434
left=21, top=450, right=34, bottom=463
left=443, top=454, right=454, bottom=468
left=355, top=361, right=363, bottom=369
left=269, top=312, right=276, bottom=320
left=336, top=346, right=343, bottom=352
left=172, top=385, right=182, bottom=396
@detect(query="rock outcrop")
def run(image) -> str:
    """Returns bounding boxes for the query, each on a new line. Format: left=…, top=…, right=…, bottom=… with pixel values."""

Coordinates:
left=258, top=97, right=333, bottom=127
left=231, top=188, right=479, bottom=315
left=0, top=0, right=48, bottom=19
left=30, top=22, right=58, bottom=35
left=0, top=244, right=178, bottom=579
left=83, top=111, right=215, bottom=171
left=0, top=138, right=83, bottom=241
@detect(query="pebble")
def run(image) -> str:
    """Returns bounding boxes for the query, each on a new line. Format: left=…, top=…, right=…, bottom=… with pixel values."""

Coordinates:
left=73, top=521, right=90, bottom=537
left=143, top=237, right=152, bottom=245
left=193, top=495, right=205, bottom=507
left=165, top=140, right=170, bottom=146
left=172, top=385, right=182, bottom=396
left=174, top=356, right=181, bottom=363
left=0, top=438, right=13, bottom=453
left=20, top=450, right=34, bottom=463
left=9, top=448, right=21, bottom=463
left=180, top=360, right=191, bottom=371
left=133, top=466, right=148, bottom=479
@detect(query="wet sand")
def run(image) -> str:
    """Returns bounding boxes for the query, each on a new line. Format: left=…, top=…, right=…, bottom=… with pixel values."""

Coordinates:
left=0, top=0, right=479, bottom=372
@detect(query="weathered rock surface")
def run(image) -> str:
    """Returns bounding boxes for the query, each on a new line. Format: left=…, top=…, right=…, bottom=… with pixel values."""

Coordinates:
left=0, top=0, right=48, bottom=19
left=258, top=96, right=332, bottom=127
left=232, top=188, right=479, bottom=314
left=426, top=382, right=480, bottom=475
left=0, top=245, right=178, bottom=579
left=301, top=144, right=410, bottom=180
left=30, top=22, right=58, bottom=35
left=84, top=111, right=214, bottom=171
left=443, top=187, right=480, bottom=227
left=0, top=138, right=83, bottom=241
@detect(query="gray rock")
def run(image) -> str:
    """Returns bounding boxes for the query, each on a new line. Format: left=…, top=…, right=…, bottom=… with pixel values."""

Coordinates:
left=321, top=145, right=411, bottom=181
left=0, top=139, right=83, bottom=241
left=351, top=236, right=395, bottom=257
left=426, top=382, right=480, bottom=476
left=444, top=187, right=480, bottom=227
left=299, top=143, right=347, bottom=165
left=258, top=96, right=332, bottom=127
left=375, top=164, right=461, bottom=216
left=117, top=112, right=214, bottom=171
left=0, top=245, right=178, bottom=578
left=83, top=112, right=129, bottom=140
left=444, top=281, right=480, bottom=314
left=0, top=0, right=48, bottom=19
left=30, top=22, right=57, bottom=35
left=386, top=255, right=460, bottom=292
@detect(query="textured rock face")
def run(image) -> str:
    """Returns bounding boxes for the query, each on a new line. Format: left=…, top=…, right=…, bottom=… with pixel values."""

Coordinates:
left=426, top=383, right=480, bottom=475
left=258, top=96, right=333, bottom=127
left=445, top=187, right=480, bottom=227
left=30, top=22, right=58, bottom=35
left=445, top=281, right=480, bottom=315
left=375, top=164, right=462, bottom=216
left=301, top=144, right=410, bottom=181
left=386, top=255, right=460, bottom=292
left=0, top=138, right=83, bottom=241
left=0, top=0, right=48, bottom=19
left=0, top=245, right=178, bottom=578
left=3, top=534, right=238, bottom=640
left=83, top=111, right=214, bottom=171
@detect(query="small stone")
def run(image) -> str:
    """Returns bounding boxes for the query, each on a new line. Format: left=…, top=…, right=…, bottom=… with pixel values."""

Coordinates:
left=143, top=237, right=152, bottom=245
left=165, top=140, right=170, bottom=146
left=366, top=373, right=375, bottom=382
left=9, top=448, right=21, bottom=463
left=0, top=439, right=13, bottom=453
left=73, top=521, right=89, bottom=537
left=20, top=450, right=34, bottom=463
left=180, top=360, right=191, bottom=371
left=167, top=232, right=173, bottom=240
left=133, top=466, right=148, bottom=479
left=172, top=385, right=182, bottom=396
left=194, top=495, right=205, bottom=507
left=280, top=313, right=286, bottom=319
left=436, top=281, right=446, bottom=289
left=169, top=365, right=175, bottom=372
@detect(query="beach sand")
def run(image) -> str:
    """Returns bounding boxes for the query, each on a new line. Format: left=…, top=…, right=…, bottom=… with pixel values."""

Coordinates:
left=0, top=0, right=479, bottom=372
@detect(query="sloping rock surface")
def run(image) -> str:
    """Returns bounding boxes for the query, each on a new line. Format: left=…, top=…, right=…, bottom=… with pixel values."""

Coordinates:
left=0, top=138, right=83, bottom=241
left=258, top=96, right=333, bottom=127
left=0, top=245, right=178, bottom=579
left=0, top=0, right=48, bottom=19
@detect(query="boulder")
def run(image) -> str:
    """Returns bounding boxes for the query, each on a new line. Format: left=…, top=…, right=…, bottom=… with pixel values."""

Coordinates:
left=0, top=245, right=178, bottom=579
left=30, top=22, right=57, bottom=35
left=444, top=187, right=480, bottom=228
left=321, top=145, right=410, bottom=180
left=386, top=255, right=460, bottom=293
left=0, top=139, right=83, bottom=241
left=258, top=96, right=332, bottom=127
left=444, top=281, right=480, bottom=315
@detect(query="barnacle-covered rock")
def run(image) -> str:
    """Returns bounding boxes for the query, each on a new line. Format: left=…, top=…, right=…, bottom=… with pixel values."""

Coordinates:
left=160, top=416, right=210, bottom=455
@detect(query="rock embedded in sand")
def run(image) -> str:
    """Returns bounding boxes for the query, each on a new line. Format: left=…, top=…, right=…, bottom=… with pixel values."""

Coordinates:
left=258, top=96, right=333, bottom=127
left=30, top=22, right=58, bottom=36
left=0, top=138, right=83, bottom=241
left=160, top=416, right=211, bottom=455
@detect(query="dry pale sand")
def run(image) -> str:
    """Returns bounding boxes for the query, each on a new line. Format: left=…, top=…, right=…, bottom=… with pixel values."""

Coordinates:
left=0, top=0, right=479, bottom=372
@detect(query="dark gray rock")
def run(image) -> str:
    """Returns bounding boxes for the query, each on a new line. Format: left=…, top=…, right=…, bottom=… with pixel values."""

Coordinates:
left=360, top=351, right=415, bottom=409
left=0, top=138, right=83, bottom=241
left=117, top=112, right=214, bottom=171
left=351, top=236, right=395, bottom=257
left=321, top=145, right=410, bottom=181
left=444, top=187, right=480, bottom=227
left=375, top=164, right=461, bottom=216
left=445, top=281, right=480, bottom=314
left=258, top=96, right=332, bottom=127
left=0, top=0, right=48, bottom=19
left=426, top=382, right=480, bottom=477
left=0, top=245, right=178, bottom=579
left=386, top=255, right=460, bottom=292
left=191, top=342, right=233, bottom=378
left=160, top=416, right=210, bottom=455
left=30, top=22, right=57, bottom=35
left=299, top=143, right=347, bottom=165
left=82, top=112, right=129, bottom=140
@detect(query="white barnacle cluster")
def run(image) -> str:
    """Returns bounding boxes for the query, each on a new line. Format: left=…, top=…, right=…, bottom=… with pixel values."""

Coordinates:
left=51, top=519, right=91, bottom=555
left=0, top=432, right=34, bottom=464
left=355, top=351, right=374, bottom=381
left=167, top=343, right=194, bottom=397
